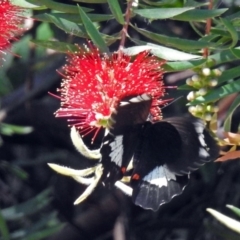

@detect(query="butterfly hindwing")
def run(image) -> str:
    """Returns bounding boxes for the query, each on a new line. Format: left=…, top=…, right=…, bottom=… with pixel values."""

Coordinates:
left=162, top=117, right=219, bottom=175
left=131, top=121, right=187, bottom=211
left=131, top=117, right=219, bottom=211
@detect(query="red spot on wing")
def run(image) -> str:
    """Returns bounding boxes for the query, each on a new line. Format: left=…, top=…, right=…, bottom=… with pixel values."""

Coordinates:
left=132, top=173, right=140, bottom=180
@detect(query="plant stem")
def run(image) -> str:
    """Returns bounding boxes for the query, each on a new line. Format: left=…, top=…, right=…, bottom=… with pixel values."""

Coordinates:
left=118, top=0, right=134, bottom=56
left=203, top=0, right=213, bottom=58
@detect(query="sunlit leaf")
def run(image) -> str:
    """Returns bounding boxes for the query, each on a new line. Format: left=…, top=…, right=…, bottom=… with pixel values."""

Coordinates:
left=172, top=9, right=227, bottom=21
left=189, top=79, right=240, bottom=105
left=133, top=7, right=194, bottom=20
left=132, top=26, right=217, bottom=50
left=123, top=44, right=201, bottom=61
left=78, top=5, right=109, bottom=53
left=107, top=0, right=124, bottom=24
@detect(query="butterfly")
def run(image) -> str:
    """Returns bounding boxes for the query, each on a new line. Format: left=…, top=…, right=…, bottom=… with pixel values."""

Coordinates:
left=100, top=94, right=219, bottom=211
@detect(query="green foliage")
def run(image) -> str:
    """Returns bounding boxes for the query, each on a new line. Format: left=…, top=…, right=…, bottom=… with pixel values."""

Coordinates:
left=2, top=0, right=240, bottom=239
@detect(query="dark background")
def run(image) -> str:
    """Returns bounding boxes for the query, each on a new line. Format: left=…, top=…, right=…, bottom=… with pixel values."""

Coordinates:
left=0, top=0, right=240, bottom=239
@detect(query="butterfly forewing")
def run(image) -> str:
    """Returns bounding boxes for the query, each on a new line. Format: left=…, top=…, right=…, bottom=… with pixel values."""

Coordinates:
left=100, top=94, right=152, bottom=187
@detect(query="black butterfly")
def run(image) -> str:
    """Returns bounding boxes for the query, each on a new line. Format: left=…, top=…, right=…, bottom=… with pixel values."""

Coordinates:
left=100, top=94, right=219, bottom=211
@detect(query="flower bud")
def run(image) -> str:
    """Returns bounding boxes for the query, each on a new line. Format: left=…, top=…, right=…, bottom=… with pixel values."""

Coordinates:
left=209, top=79, right=218, bottom=87
left=196, top=104, right=204, bottom=112
left=213, top=68, right=222, bottom=77
left=206, top=105, right=213, bottom=112
left=202, top=68, right=211, bottom=76
left=204, top=113, right=212, bottom=121
left=188, top=106, right=196, bottom=114
left=192, top=75, right=200, bottom=82
left=198, top=88, right=207, bottom=96
left=187, top=91, right=196, bottom=101
left=186, top=78, right=193, bottom=86
left=213, top=106, right=219, bottom=113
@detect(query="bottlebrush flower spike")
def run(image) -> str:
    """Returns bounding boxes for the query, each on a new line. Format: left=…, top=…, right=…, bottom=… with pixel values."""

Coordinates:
left=56, top=45, right=166, bottom=137
left=0, top=0, right=24, bottom=57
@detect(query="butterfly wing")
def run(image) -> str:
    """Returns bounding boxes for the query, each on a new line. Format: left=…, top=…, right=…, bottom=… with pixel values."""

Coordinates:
left=100, top=94, right=152, bottom=187
left=163, top=117, right=219, bottom=175
left=131, top=117, right=219, bottom=211
left=131, top=121, right=187, bottom=211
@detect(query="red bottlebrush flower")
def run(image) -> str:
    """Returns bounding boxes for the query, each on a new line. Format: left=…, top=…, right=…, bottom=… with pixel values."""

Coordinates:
left=56, top=45, right=166, bottom=136
left=0, top=0, right=24, bottom=56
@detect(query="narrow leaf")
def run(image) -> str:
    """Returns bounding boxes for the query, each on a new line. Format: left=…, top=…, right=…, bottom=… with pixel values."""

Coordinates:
left=133, top=7, right=194, bottom=20
left=12, top=0, right=47, bottom=9
left=44, top=14, right=87, bottom=38
left=218, top=66, right=240, bottom=85
left=123, top=44, right=201, bottom=61
left=32, top=40, right=79, bottom=53
left=190, top=79, right=240, bottom=105
left=227, top=205, right=240, bottom=218
left=132, top=26, right=217, bottom=50
left=73, top=0, right=107, bottom=2
left=220, top=18, right=238, bottom=49
left=1, top=189, right=52, bottom=221
left=172, top=9, right=227, bottom=22
left=163, top=59, right=206, bottom=72
left=27, top=0, right=93, bottom=13
left=223, top=94, right=240, bottom=132
left=78, top=5, right=109, bottom=53
left=34, top=13, right=113, bottom=23
left=107, top=0, right=124, bottom=24
left=0, top=210, right=10, bottom=240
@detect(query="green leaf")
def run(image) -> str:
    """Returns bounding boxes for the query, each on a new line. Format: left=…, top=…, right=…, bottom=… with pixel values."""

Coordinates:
left=218, top=66, right=240, bottom=85
left=27, top=0, right=93, bottom=13
left=1, top=189, right=52, bottom=221
left=123, top=44, right=201, bottom=61
left=34, top=13, right=113, bottom=23
left=0, top=123, right=33, bottom=136
left=190, top=79, right=240, bottom=105
left=172, top=9, right=228, bottom=21
left=107, top=0, right=124, bottom=24
left=43, top=14, right=87, bottom=38
left=133, top=7, right=194, bottom=20
left=163, top=59, right=206, bottom=72
left=0, top=210, right=10, bottom=240
left=230, top=48, right=240, bottom=58
left=12, top=0, right=47, bottom=9
left=78, top=5, right=109, bottom=53
left=0, top=160, right=28, bottom=180
left=178, top=84, right=195, bottom=90
left=227, top=205, right=240, bottom=218
left=223, top=94, right=240, bottom=132
left=32, top=40, right=79, bottom=53
left=132, top=26, right=217, bottom=50
left=73, top=0, right=107, bottom=2
left=210, top=47, right=240, bottom=65
left=220, top=18, right=238, bottom=49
